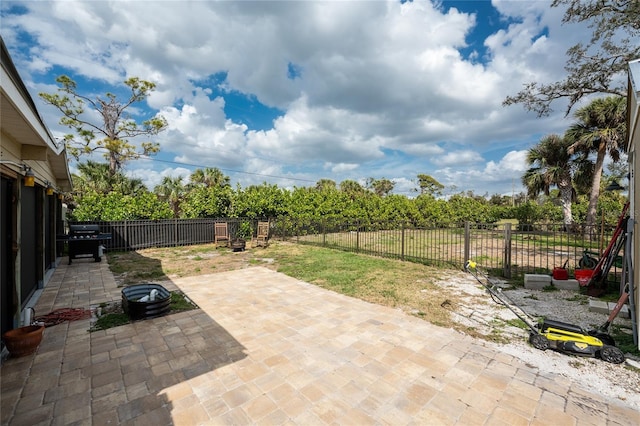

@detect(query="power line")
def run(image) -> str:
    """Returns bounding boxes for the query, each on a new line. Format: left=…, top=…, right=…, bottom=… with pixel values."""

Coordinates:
left=137, top=155, right=317, bottom=183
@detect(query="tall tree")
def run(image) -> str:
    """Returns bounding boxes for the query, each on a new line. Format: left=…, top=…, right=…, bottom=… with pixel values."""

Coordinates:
left=503, top=0, right=639, bottom=116
left=366, top=178, right=395, bottom=197
left=566, top=95, right=626, bottom=229
left=40, top=75, right=168, bottom=175
left=416, top=174, right=444, bottom=196
left=522, top=134, right=577, bottom=225
left=154, top=176, right=186, bottom=217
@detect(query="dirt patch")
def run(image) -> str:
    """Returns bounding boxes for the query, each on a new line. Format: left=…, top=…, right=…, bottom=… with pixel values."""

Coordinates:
left=434, top=271, right=640, bottom=410
left=110, top=244, right=277, bottom=286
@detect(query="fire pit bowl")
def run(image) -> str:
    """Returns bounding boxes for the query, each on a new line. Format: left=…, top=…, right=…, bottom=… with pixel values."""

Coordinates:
left=231, top=239, right=246, bottom=252
left=122, top=283, right=171, bottom=320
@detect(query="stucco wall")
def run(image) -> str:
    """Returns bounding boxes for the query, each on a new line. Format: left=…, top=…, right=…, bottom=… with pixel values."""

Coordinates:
left=627, top=59, right=640, bottom=350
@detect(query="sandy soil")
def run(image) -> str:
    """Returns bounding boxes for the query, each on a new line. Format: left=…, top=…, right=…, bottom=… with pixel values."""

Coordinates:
left=435, top=272, right=640, bottom=411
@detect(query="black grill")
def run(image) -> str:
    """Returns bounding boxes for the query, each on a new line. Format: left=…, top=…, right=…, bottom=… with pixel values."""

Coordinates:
left=65, top=224, right=111, bottom=264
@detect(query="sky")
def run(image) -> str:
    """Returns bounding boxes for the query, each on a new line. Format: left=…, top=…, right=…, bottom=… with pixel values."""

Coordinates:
left=0, top=0, right=605, bottom=197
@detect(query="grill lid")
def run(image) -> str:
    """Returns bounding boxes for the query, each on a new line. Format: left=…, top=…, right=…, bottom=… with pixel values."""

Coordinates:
left=69, top=224, right=100, bottom=236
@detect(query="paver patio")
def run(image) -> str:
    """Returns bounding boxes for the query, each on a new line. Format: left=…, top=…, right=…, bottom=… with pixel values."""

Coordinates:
left=1, top=258, right=638, bottom=425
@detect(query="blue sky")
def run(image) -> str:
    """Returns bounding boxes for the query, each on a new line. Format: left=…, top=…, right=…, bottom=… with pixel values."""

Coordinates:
left=1, top=0, right=597, bottom=197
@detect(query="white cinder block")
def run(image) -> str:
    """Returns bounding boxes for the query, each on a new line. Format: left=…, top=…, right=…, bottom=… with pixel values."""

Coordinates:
left=552, top=278, right=579, bottom=291
left=524, top=274, right=551, bottom=290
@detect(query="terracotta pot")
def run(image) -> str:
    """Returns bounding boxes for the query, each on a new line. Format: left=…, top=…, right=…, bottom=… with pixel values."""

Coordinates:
left=2, top=325, right=45, bottom=357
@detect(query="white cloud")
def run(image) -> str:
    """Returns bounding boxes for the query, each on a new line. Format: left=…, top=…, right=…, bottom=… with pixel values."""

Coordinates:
left=327, top=163, right=359, bottom=174
left=128, top=166, right=192, bottom=191
left=2, top=0, right=595, bottom=197
left=435, top=149, right=529, bottom=196
left=435, top=150, right=484, bottom=166
left=486, top=150, right=529, bottom=175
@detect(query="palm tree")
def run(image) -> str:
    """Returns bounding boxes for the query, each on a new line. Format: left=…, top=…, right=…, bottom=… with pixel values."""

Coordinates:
left=339, top=180, right=366, bottom=200
left=154, top=176, right=185, bottom=217
left=522, top=134, right=580, bottom=226
left=189, top=167, right=230, bottom=189
left=113, top=176, right=147, bottom=196
left=315, top=179, right=336, bottom=191
left=566, top=96, right=626, bottom=229
left=73, top=161, right=148, bottom=195
left=73, top=161, right=113, bottom=195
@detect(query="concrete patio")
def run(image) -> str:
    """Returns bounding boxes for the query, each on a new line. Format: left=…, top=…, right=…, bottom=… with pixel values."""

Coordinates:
left=1, top=257, right=638, bottom=425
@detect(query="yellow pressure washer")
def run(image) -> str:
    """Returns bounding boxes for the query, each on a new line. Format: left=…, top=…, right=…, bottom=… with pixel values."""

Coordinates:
left=464, top=260, right=625, bottom=364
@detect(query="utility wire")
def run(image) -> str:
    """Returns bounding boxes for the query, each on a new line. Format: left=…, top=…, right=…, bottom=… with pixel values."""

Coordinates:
left=137, top=155, right=316, bottom=183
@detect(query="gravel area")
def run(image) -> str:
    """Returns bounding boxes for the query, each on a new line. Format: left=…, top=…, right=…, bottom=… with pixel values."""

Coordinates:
left=436, top=273, right=640, bottom=411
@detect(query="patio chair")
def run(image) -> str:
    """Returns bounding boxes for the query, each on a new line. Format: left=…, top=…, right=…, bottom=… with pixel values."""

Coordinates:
left=255, top=221, right=270, bottom=247
left=214, top=222, right=230, bottom=247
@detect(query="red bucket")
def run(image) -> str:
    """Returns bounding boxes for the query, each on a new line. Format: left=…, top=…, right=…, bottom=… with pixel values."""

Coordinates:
left=552, top=267, right=568, bottom=280
left=574, top=269, right=594, bottom=287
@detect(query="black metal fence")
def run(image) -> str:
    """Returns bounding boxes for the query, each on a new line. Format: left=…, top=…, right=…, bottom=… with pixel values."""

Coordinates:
left=69, top=217, right=621, bottom=280
left=68, top=218, right=251, bottom=251
left=275, top=217, right=621, bottom=280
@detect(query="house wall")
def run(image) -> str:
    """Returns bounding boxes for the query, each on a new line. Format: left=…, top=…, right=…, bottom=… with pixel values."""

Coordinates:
left=0, top=132, right=59, bottom=186
left=0, top=133, right=59, bottom=335
left=1, top=38, right=72, bottom=345
left=627, top=59, right=640, bottom=350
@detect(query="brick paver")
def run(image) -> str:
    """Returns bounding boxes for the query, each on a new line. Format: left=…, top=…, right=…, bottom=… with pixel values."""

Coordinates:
left=1, top=259, right=639, bottom=425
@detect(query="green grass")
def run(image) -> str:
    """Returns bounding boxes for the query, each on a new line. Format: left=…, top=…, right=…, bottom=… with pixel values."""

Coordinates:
left=610, top=326, right=640, bottom=357
left=92, top=313, right=130, bottom=330
left=171, top=291, right=197, bottom=311
left=91, top=291, right=198, bottom=331
left=277, top=247, right=402, bottom=296
left=565, top=294, right=589, bottom=304
left=505, top=318, right=529, bottom=330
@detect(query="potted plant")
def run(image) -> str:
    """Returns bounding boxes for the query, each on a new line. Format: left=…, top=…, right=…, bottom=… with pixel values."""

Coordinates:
left=231, top=221, right=252, bottom=251
left=2, top=324, right=45, bottom=357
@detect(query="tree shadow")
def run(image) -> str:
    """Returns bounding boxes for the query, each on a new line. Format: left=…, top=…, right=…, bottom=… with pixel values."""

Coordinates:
left=2, top=251, right=248, bottom=424
left=87, top=250, right=249, bottom=423
left=96, top=306, right=247, bottom=423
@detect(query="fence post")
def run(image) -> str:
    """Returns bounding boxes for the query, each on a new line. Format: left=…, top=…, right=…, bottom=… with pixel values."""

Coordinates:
left=174, top=218, right=178, bottom=247
left=464, top=222, right=470, bottom=263
left=356, top=221, right=360, bottom=252
left=401, top=222, right=405, bottom=261
left=124, top=220, right=129, bottom=251
left=503, top=223, right=512, bottom=278
left=322, top=218, right=326, bottom=246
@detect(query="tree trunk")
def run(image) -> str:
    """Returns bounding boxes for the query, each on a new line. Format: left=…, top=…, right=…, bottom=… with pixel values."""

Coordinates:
left=109, top=152, right=118, bottom=177
left=585, top=142, right=606, bottom=232
left=558, top=183, right=573, bottom=226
